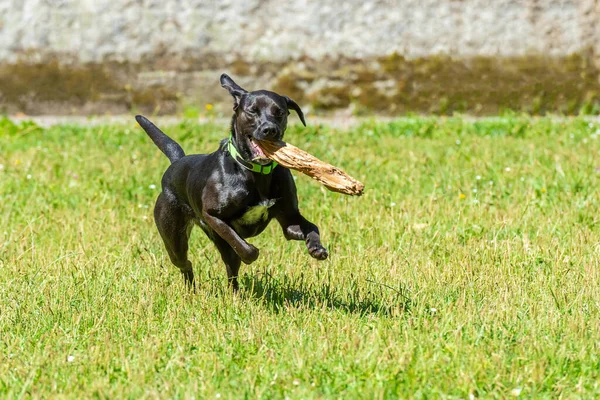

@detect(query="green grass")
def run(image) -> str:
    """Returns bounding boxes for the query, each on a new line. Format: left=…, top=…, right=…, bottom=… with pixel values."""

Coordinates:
left=1, top=115, right=600, bottom=398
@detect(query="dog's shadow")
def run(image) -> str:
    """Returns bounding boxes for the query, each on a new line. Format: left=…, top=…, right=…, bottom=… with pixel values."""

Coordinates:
left=238, top=271, right=412, bottom=316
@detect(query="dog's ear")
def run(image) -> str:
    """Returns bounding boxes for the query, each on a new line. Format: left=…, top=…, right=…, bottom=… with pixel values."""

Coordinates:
left=284, top=96, right=306, bottom=126
left=220, top=73, right=247, bottom=109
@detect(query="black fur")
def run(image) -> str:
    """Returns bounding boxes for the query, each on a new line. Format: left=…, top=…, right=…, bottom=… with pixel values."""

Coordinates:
left=136, top=115, right=185, bottom=163
left=137, top=74, right=327, bottom=291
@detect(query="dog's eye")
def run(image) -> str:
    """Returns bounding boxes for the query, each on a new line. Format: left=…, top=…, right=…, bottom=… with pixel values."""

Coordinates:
left=246, top=108, right=257, bottom=116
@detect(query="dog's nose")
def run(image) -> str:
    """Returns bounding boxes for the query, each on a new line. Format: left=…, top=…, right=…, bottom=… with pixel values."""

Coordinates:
left=261, top=125, right=279, bottom=138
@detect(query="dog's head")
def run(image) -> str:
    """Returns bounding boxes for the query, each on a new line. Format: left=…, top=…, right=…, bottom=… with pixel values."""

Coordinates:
left=220, top=73, right=305, bottom=164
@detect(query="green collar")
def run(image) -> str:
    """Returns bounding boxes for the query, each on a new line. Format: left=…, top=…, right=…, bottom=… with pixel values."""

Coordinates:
left=225, top=136, right=278, bottom=175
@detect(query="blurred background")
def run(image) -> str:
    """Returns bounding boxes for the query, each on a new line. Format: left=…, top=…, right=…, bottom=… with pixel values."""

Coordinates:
left=1, top=0, right=599, bottom=117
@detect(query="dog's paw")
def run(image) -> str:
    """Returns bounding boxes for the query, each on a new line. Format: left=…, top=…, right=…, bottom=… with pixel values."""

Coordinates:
left=241, top=244, right=259, bottom=264
left=308, top=245, right=328, bottom=260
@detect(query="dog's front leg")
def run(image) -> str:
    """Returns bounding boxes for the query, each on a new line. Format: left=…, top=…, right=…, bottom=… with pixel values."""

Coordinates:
left=202, top=210, right=259, bottom=264
left=277, top=213, right=328, bottom=260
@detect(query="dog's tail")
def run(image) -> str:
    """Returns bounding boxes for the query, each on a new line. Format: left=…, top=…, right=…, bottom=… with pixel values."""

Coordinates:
left=135, top=115, right=185, bottom=163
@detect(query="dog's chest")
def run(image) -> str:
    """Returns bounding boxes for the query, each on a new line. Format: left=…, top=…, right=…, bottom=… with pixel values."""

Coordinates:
left=231, top=199, right=276, bottom=232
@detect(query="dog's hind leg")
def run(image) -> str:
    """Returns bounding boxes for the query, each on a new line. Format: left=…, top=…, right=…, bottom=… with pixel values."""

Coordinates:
left=154, top=192, right=195, bottom=289
left=211, top=236, right=242, bottom=291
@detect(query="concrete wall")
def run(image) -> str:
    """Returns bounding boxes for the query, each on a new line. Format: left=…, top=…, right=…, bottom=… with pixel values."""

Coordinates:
left=1, top=0, right=599, bottom=115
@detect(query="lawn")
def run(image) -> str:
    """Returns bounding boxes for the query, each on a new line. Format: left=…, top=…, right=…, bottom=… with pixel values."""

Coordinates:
left=1, top=115, right=599, bottom=398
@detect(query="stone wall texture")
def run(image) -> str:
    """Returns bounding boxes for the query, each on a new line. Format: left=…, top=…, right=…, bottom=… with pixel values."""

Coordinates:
left=1, top=0, right=600, bottom=115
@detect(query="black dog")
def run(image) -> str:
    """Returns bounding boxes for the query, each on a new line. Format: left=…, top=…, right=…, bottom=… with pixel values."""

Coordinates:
left=136, top=74, right=328, bottom=290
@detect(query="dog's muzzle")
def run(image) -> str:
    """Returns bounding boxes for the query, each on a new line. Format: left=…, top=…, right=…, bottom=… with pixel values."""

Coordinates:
left=255, top=122, right=281, bottom=141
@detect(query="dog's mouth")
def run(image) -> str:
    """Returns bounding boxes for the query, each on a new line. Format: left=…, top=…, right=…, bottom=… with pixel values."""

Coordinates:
left=247, top=136, right=271, bottom=165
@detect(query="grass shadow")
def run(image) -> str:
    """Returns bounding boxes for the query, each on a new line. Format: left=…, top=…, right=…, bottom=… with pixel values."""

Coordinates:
left=239, top=270, right=412, bottom=316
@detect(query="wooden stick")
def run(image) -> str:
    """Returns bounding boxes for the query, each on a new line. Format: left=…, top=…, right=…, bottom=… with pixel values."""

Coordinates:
left=258, top=140, right=364, bottom=196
